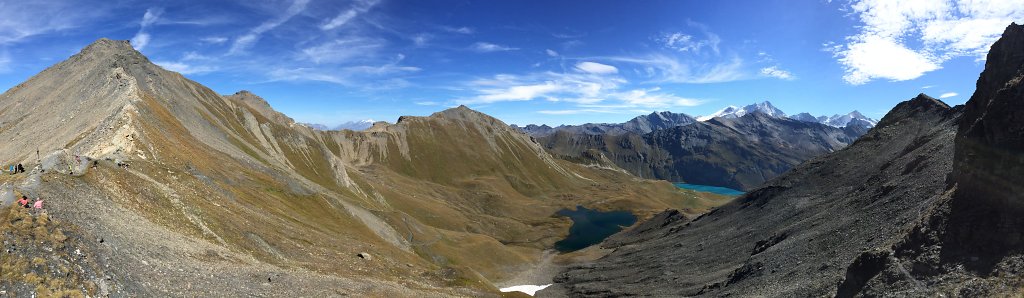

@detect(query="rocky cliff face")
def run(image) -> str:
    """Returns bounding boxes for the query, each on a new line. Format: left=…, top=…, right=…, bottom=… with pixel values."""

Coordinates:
left=538, top=112, right=859, bottom=190
left=952, top=22, right=1024, bottom=244
left=544, top=23, right=1024, bottom=297
left=848, top=23, right=1024, bottom=297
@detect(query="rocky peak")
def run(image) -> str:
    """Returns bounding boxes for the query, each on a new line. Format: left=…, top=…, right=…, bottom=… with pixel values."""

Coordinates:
left=434, top=105, right=488, bottom=119
left=873, top=93, right=951, bottom=130
left=74, top=38, right=150, bottom=66
left=224, top=90, right=294, bottom=125
left=966, top=23, right=1024, bottom=112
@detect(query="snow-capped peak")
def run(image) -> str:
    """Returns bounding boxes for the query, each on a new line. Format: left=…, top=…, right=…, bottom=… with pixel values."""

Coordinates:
left=336, top=119, right=376, bottom=131
left=697, top=101, right=785, bottom=121
left=789, top=111, right=878, bottom=128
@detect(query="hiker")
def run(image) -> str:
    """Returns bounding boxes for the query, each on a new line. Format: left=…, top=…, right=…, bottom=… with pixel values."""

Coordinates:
left=16, top=163, right=23, bottom=173
left=17, top=196, right=29, bottom=208
left=8, top=165, right=13, bottom=175
left=32, top=198, right=43, bottom=212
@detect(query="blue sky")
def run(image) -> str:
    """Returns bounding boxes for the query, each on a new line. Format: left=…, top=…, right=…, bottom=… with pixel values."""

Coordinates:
left=0, top=0, right=1021, bottom=126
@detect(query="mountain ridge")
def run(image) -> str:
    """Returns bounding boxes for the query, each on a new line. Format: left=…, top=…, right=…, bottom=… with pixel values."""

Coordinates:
left=0, top=38, right=724, bottom=296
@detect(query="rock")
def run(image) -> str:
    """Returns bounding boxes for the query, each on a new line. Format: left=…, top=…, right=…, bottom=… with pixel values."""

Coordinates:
left=357, top=252, right=372, bottom=261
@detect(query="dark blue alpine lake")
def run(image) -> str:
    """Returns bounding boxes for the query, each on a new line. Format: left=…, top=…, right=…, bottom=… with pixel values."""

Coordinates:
left=554, top=206, right=637, bottom=252
left=673, top=183, right=746, bottom=196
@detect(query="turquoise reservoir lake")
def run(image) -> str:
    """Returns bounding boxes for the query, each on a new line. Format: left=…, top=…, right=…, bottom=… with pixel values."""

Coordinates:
left=674, top=183, right=746, bottom=196
left=554, top=206, right=637, bottom=252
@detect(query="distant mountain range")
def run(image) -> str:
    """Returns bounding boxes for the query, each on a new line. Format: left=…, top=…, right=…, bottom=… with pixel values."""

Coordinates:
left=518, top=101, right=876, bottom=190
left=518, top=101, right=878, bottom=138
left=302, top=119, right=377, bottom=131
left=697, top=101, right=879, bottom=128
left=536, top=112, right=860, bottom=190
left=513, top=111, right=696, bottom=136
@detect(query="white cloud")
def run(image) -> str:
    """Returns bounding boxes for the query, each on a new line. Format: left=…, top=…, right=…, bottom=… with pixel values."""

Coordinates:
left=656, top=21, right=721, bottom=54
left=760, top=66, right=795, bottom=80
left=922, top=85, right=935, bottom=89
left=154, top=61, right=216, bottom=74
left=267, top=58, right=419, bottom=88
left=131, top=8, right=163, bottom=51
left=546, top=49, right=559, bottom=57
left=0, top=51, right=10, bottom=73
left=229, top=0, right=310, bottom=54
left=131, top=33, right=151, bottom=51
left=538, top=109, right=623, bottom=115
left=415, top=101, right=440, bottom=106
left=835, top=0, right=1024, bottom=84
left=140, top=7, right=162, bottom=27
left=0, top=2, right=100, bottom=45
left=443, top=26, right=474, bottom=34
left=606, top=54, right=747, bottom=84
left=613, top=87, right=703, bottom=108
left=471, top=42, right=518, bottom=52
left=320, top=0, right=379, bottom=30
left=412, top=34, right=431, bottom=47
left=837, top=35, right=941, bottom=84
left=460, top=69, right=704, bottom=112
left=939, top=92, right=958, bottom=98
left=478, top=82, right=564, bottom=102
left=463, top=72, right=623, bottom=104
left=301, top=37, right=385, bottom=64
left=575, top=61, right=618, bottom=74
left=201, top=36, right=227, bottom=44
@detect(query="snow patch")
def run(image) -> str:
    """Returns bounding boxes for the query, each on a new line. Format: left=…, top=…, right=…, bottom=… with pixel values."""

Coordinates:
left=499, top=284, right=552, bottom=296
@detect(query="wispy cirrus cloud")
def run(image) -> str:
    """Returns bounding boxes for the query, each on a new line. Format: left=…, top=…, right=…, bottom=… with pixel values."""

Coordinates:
left=154, top=61, right=217, bottom=74
left=833, top=0, right=1024, bottom=85
left=267, top=54, right=420, bottom=88
left=575, top=61, right=618, bottom=74
left=939, top=92, right=958, bottom=98
left=300, top=37, right=386, bottom=64
left=459, top=63, right=705, bottom=113
left=229, top=0, right=310, bottom=55
left=442, top=26, right=474, bottom=34
left=0, top=51, right=10, bottom=73
left=760, top=66, right=795, bottom=80
left=0, top=1, right=103, bottom=45
left=320, top=0, right=380, bottom=30
left=471, top=42, right=519, bottom=52
left=200, top=36, right=228, bottom=44
left=655, top=20, right=721, bottom=54
left=605, top=54, right=747, bottom=84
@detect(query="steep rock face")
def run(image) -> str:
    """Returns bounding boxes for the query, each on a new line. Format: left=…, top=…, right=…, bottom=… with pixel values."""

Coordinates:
left=544, top=93, right=960, bottom=297
left=953, top=22, right=1024, bottom=232
left=851, top=23, right=1024, bottom=297
left=538, top=112, right=858, bottom=190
